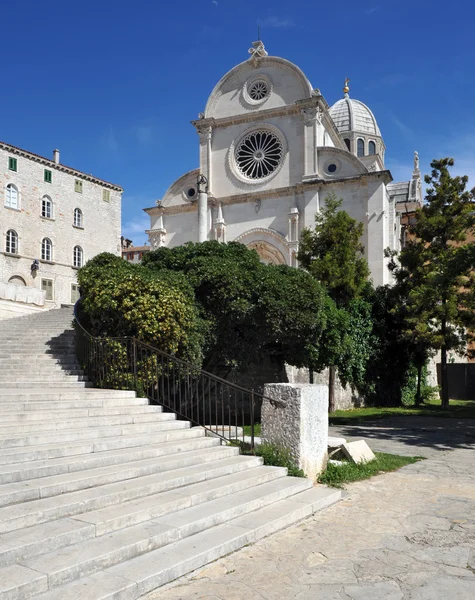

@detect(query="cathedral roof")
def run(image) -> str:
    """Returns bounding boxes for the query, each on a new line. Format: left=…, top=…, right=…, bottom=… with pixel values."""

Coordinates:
left=329, top=96, right=381, bottom=137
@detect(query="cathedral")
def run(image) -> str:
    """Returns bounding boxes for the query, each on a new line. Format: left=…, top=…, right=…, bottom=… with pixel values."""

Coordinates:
left=144, top=40, right=422, bottom=286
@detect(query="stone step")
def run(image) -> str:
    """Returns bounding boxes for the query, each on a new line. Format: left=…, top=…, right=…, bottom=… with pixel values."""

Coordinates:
left=0, top=466, right=287, bottom=570
left=0, top=428, right=205, bottom=466
left=0, top=381, right=90, bottom=389
left=0, top=388, right=136, bottom=399
left=0, top=367, right=83, bottom=374
left=0, top=405, right=162, bottom=423
left=0, top=436, right=218, bottom=484
left=0, top=445, right=239, bottom=507
left=0, top=454, right=262, bottom=534
left=34, top=487, right=337, bottom=600
left=0, top=398, right=150, bottom=412
left=0, top=355, right=78, bottom=362
left=17, top=475, right=309, bottom=592
left=0, top=419, right=191, bottom=450
left=0, top=372, right=88, bottom=385
left=0, top=411, right=176, bottom=436
left=76, top=464, right=290, bottom=536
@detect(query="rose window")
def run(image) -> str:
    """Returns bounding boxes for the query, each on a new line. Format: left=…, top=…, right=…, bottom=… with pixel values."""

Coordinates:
left=235, top=130, right=283, bottom=180
left=248, top=80, right=269, bottom=101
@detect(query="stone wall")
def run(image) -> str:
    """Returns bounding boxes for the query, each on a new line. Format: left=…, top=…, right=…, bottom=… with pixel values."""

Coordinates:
left=286, top=365, right=363, bottom=411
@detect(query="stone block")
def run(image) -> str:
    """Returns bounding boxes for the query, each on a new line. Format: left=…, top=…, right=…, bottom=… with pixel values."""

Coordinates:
left=341, top=440, right=375, bottom=464
left=262, top=383, right=328, bottom=480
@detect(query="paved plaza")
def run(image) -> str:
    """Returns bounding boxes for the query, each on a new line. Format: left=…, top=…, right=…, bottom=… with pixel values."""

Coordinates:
left=147, top=417, right=475, bottom=600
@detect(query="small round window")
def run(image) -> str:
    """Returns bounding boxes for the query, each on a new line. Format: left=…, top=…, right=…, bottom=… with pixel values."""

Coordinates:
left=327, top=164, right=337, bottom=173
left=186, top=188, right=196, bottom=199
left=248, top=80, right=269, bottom=101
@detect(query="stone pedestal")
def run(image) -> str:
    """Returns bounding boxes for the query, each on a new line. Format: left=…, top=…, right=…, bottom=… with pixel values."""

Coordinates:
left=262, top=383, right=328, bottom=480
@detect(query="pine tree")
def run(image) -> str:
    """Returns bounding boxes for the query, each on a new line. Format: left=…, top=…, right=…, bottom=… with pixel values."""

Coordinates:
left=388, top=158, right=475, bottom=409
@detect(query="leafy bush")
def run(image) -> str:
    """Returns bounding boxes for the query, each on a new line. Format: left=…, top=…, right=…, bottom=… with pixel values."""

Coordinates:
left=77, top=253, right=204, bottom=364
left=143, top=241, right=329, bottom=377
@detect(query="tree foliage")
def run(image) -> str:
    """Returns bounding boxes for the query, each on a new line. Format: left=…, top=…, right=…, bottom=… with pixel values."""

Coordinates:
left=79, top=243, right=330, bottom=381
left=298, top=193, right=373, bottom=409
left=298, top=192, right=371, bottom=306
left=143, top=241, right=329, bottom=376
left=77, top=253, right=204, bottom=363
left=388, top=158, right=475, bottom=408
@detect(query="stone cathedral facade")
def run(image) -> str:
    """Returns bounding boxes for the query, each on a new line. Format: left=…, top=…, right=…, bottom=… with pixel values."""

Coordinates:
left=144, top=41, right=422, bottom=286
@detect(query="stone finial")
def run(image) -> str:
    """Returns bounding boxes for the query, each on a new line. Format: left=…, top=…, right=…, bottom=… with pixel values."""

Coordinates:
left=343, top=77, right=350, bottom=97
left=248, top=40, right=268, bottom=67
left=414, top=150, right=420, bottom=171
left=216, top=202, right=225, bottom=225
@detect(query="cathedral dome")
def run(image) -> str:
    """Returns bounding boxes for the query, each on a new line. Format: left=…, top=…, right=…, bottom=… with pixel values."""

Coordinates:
left=329, top=96, right=381, bottom=136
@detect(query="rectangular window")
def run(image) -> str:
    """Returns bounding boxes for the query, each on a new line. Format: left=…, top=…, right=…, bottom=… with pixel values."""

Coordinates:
left=44, top=169, right=52, bottom=183
left=8, top=157, right=17, bottom=171
left=75, top=180, right=83, bottom=193
left=103, top=189, right=110, bottom=202
left=71, top=283, right=80, bottom=304
left=41, top=278, right=54, bottom=301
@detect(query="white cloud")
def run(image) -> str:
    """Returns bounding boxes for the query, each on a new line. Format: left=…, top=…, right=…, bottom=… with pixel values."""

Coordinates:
left=258, top=16, right=295, bottom=29
left=134, top=125, right=153, bottom=146
left=390, top=113, right=415, bottom=142
left=122, top=215, right=150, bottom=245
left=101, top=125, right=119, bottom=153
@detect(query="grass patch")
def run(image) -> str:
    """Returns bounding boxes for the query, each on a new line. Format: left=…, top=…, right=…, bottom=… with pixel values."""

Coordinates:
left=242, top=424, right=261, bottom=437
left=318, top=452, right=424, bottom=488
left=233, top=441, right=305, bottom=477
left=329, top=399, right=475, bottom=425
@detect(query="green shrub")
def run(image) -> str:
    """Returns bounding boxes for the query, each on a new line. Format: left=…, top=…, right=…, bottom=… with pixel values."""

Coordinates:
left=248, top=443, right=306, bottom=478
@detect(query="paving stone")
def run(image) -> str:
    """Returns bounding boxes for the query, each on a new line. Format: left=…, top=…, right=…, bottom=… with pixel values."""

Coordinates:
left=148, top=418, right=475, bottom=600
left=343, top=581, right=403, bottom=600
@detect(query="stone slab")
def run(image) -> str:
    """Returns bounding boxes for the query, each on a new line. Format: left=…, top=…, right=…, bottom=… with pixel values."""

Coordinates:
left=341, top=440, right=376, bottom=464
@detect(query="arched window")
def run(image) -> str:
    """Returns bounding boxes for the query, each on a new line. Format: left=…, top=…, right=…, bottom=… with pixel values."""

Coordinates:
left=8, top=275, right=26, bottom=286
left=368, top=141, right=376, bottom=155
left=73, top=208, right=83, bottom=227
left=41, top=238, right=52, bottom=261
left=73, top=245, right=83, bottom=268
left=41, top=195, right=53, bottom=219
left=6, top=230, right=18, bottom=254
left=357, top=139, right=365, bottom=157
left=5, top=184, right=19, bottom=209
left=344, top=138, right=351, bottom=151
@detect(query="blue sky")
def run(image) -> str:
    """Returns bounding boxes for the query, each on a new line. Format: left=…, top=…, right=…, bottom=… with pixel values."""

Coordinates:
left=3, top=0, right=474, bottom=245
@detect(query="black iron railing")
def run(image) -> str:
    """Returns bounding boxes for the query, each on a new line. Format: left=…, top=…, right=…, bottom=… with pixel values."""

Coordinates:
left=74, top=302, right=283, bottom=448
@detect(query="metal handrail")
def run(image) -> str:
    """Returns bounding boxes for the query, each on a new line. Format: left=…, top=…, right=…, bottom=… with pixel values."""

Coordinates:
left=73, top=300, right=284, bottom=448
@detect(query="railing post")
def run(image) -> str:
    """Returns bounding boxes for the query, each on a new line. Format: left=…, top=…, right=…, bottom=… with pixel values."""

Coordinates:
left=250, top=390, right=255, bottom=450
left=132, top=339, right=138, bottom=390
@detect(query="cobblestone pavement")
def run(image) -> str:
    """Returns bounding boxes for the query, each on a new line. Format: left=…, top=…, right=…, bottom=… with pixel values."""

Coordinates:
left=146, top=418, right=475, bottom=600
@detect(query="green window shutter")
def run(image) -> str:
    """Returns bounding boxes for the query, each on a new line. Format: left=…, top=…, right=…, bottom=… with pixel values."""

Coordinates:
left=44, top=169, right=52, bottom=183
left=103, top=189, right=110, bottom=202
left=9, top=157, right=17, bottom=171
left=41, top=278, right=54, bottom=301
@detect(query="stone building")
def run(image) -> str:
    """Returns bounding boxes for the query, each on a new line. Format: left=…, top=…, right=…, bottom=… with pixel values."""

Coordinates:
left=0, top=142, right=122, bottom=319
left=144, top=40, right=422, bottom=287
left=121, top=237, right=151, bottom=264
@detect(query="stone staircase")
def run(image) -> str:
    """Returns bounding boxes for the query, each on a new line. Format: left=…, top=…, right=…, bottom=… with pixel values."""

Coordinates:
left=0, top=307, right=341, bottom=599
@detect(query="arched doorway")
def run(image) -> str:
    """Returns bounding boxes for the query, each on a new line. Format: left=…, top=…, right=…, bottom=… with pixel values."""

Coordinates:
left=234, top=228, right=289, bottom=265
